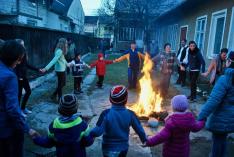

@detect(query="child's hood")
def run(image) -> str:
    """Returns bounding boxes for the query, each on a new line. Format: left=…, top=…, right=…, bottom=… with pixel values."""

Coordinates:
left=166, top=112, right=196, bottom=130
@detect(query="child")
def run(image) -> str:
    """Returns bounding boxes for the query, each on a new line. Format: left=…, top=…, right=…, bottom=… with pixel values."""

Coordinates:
left=145, top=95, right=205, bottom=157
left=90, top=85, right=147, bottom=157
left=90, top=53, right=113, bottom=88
left=33, top=94, right=93, bottom=157
left=70, top=53, right=90, bottom=94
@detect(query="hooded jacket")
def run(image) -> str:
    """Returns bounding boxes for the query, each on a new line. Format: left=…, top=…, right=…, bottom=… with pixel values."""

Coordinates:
left=198, top=68, right=234, bottom=133
left=146, top=112, right=204, bottom=157
left=33, top=115, right=93, bottom=157
left=90, top=53, right=113, bottom=76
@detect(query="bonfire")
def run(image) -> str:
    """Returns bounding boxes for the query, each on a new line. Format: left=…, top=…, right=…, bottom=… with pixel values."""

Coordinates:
left=129, top=53, right=167, bottom=120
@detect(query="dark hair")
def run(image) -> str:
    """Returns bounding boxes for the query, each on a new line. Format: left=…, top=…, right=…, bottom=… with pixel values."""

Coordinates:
left=228, top=51, right=234, bottom=85
left=130, top=40, right=136, bottom=45
left=0, top=40, right=25, bottom=67
left=181, top=39, right=187, bottom=43
left=75, top=52, right=81, bottom=58
left=220, top=48, right=228, bottom=54
left=164, top=43, right=171, bottom=49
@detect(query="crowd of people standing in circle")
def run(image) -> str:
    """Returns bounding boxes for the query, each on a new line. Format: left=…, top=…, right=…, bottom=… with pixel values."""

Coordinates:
left=0, top=37, right=233, bottom=157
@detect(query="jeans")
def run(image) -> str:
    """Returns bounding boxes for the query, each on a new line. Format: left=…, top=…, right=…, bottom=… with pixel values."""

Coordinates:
left=128, top=68, right=139, bottom=89
left=211, top=133, right=228, bottom=157
left=18, top=78, right=31, bottom=110
left=189, top=71, right=199, bottom=99
left=103, top=149, right=128, bottom=157
left=97, top=75, right=104, bottom=87
left=74, top=77, right=82, bottom=91
left=0, top=131, right=24, bottom=157
left=53, top=72, right=66, bottom=99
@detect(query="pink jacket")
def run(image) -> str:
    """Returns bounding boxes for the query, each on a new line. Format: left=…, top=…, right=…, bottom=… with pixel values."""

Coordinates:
left=146, top=112, right=205, bottom=157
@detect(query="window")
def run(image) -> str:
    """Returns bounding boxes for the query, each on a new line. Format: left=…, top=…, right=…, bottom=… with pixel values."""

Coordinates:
left=119, top=27, right=135, bottom=41
left=228, top=7, right=234, bottom=51
left=167, top=24, right=179, bottom=51
left=135, top=28, right=143, bottom=40
left=195, top=16, right=207, bottom=53
left=207, top=9, right=227, bottom=58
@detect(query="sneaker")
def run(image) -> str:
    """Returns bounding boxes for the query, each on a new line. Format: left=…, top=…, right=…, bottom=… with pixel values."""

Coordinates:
left=23, top=108, right=32, bottom=114
left=21, top=111, right=27, bottom=118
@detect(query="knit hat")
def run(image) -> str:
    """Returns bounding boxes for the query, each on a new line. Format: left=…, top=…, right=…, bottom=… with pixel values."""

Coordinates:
left=171, top=95, right=188, bottom=112
left=228, top=51, right=234, bottom=61
left=110, top=85, right=128, bottom=105
left=58, top=94, right=78, bottom=116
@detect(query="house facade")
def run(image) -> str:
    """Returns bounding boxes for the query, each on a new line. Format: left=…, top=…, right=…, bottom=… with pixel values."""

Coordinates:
left=0, top=0, right=84, bottom=33
left=153, top=0, right=234, bottom=64
left=84, top=16, right=98, bottom=37
left=96, top=16, right=114, bottom=40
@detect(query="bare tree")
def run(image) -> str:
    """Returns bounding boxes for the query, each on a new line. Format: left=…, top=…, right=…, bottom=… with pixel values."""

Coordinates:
left=99, top=0, right=179, bottom=51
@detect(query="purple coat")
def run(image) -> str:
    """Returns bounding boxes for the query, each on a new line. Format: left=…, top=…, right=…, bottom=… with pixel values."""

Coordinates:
left=146, top=112, right=205, bottom=157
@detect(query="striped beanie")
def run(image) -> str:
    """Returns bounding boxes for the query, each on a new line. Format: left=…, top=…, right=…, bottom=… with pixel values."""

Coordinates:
left=171, top=95, right=188, bottom=112
left=58, top=94, right=78, bottom=116
left=109, top=85, right=128, bottom=105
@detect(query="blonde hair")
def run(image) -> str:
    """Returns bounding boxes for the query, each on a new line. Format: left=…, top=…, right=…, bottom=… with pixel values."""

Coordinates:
left=56, top=38, right=67, bottom=54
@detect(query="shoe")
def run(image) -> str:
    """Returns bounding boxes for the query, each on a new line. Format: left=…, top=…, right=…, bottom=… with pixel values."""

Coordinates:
left=23, top=108, right=32, bottom=114
left=21, top=111, right=27, bottom=118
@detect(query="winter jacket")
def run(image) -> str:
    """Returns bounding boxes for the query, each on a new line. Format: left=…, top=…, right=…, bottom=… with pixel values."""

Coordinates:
left=115, top=49, right=145, bottom=70
left=198, top=68, right=234, bottom=133
left=90, top=105, right=147, bottom=152
left=146, top=112, right=205, bottom=157
left=0, top=61, right=29, bottom=138
left=15, top=54, right=39, bottom=79
left=70, top=59, right=89, bottom=77
left=45, top=49, right=67, bottom=72
left=187, top=49, right=205, bottom=72
left=90, top=53, right=113, bottom=76
left=152, top=52, right=180, bottom=74
left=33, top=114, right=93, bottom=157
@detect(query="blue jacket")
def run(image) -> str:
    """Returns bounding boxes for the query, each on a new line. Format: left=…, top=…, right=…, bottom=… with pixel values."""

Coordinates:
left=33, top=114, right=93, bottom=157
left=90, top=105, right=147, bottom=152
left=198, top=68, right=234, bottom=133
left=0, top=61, right=29, bottom=138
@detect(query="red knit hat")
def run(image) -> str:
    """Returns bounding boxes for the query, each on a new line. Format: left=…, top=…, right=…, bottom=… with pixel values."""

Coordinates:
left=110, top=85, right=128, bottom=105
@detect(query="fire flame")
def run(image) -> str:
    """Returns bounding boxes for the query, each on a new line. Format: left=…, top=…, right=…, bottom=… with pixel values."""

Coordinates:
left=129, top=53, right=162, bottom=116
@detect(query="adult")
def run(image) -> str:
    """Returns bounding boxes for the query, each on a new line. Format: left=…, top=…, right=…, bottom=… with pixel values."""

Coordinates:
left=176, top=39, right=188, bottom=87
left=0, top=40, right=37, bottom=157
left=65, top=38, right=76, bottom=75
left=198, top=51, right=234, bottom=157
left=185, top=41, right=205, bottom=101
left=40, top=38, right=68, bottom=100
left=15, top=39, right=40, bottom=117
left=115, top=41, right=145, bottom=89
left=202, top=48, right=228, bottom=85
left=152, top=43, right=184, bottom=98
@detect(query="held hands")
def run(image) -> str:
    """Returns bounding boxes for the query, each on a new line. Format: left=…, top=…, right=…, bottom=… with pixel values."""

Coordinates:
left=201, top=72, right=209, bottom=77
left=39, top=68, right=46, bottom=73
left=29, top=128, right=40, bottom=139
left=180, top=65, right=185, bottom=71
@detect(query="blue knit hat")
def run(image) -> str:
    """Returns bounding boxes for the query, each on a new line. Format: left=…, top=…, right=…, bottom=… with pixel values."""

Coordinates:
left=171, top=95, right=188, bottom=112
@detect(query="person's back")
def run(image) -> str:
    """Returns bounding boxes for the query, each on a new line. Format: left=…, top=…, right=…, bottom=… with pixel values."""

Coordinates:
left=33, top=94, right=93, bottom=157
left=146, top=95, right=204, bottom=157
left=91, top=85, right=146, bottom=157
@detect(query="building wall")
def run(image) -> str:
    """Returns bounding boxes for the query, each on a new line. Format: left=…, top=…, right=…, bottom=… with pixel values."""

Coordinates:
left=0, top=0, right=84, bottom=33
left=154, top=0, right=234, bottom=65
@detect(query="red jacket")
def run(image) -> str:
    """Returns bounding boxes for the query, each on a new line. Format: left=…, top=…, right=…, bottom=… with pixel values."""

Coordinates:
left=90, top=53, right=113, bottom=76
